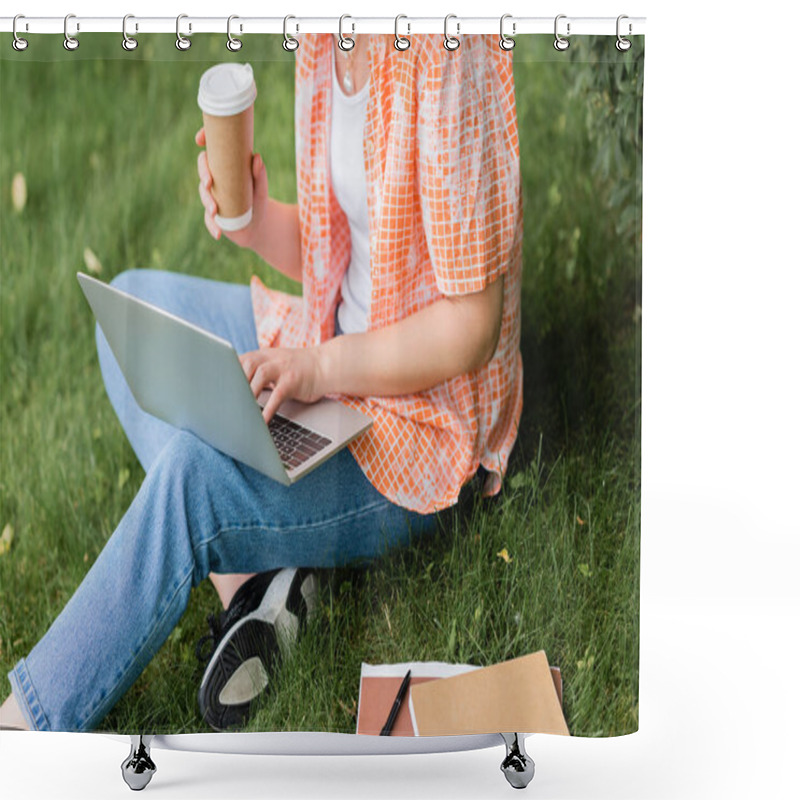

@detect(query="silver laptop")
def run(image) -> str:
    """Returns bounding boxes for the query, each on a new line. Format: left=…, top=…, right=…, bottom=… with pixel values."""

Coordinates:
left=78, top=272, right=372, bottom=485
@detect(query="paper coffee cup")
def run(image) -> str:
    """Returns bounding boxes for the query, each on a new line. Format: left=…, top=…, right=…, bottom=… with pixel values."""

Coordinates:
left=197, top=63, right=257, bottom=232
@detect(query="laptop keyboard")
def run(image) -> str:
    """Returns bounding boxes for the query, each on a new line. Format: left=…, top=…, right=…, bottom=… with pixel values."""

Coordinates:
left=267, top=414, right=332, bottom=471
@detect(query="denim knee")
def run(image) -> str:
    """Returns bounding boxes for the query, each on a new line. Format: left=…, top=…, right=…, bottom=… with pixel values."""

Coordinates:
left=145, top=430, right=235, bottom=584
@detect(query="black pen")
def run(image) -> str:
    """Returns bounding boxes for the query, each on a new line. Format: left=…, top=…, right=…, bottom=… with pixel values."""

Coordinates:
left=380, top=669, right=412, bottom=736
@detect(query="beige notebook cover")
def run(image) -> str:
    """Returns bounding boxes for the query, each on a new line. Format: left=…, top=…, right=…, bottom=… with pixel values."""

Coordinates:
left=358, top=665, right=563, bottom=736
left=409, top=651, right=570, bottom=737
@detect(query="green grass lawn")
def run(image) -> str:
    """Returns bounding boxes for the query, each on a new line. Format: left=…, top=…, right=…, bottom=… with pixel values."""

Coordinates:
left=0, top=34, right=641, bottom=736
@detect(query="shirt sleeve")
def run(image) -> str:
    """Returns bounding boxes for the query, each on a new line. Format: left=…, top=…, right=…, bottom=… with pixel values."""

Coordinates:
left=417, top=38, right=520, bottom=297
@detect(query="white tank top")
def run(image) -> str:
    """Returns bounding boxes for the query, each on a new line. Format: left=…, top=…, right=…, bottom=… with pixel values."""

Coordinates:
left=330, top=43, right=371, bottom=335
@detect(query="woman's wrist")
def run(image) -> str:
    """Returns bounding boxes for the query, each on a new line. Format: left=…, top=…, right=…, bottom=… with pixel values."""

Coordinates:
left=314, top=340, right=337, bottom=397
left=251, top=198, right=303, bottom=283
left=243, top=198, right=269, bottom=257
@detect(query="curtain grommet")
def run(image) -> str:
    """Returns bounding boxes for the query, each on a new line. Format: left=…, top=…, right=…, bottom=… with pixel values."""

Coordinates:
left=64, top=13, right=79, bottom=51
left=227, top=15, right=243, bottom=52
left=394, top=14, right=411, bottom=51
left=283, top=15, right=299, bottom=52
left=554, top=14, right=570, bottom=52
left=443, top=14, right=460, bottom=51
left=499, top=14, right=516, bottom=51
left=12, top=14, right=28, bottom=51
left=338, top=14, right=355, bottom=51
left=122, top=14, right=138, bottom=51
left=176, top=14, right=191, bottom=51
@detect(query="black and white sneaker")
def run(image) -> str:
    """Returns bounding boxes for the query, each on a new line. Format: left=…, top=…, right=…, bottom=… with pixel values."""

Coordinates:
left=195, top=568, right=319, bottom=731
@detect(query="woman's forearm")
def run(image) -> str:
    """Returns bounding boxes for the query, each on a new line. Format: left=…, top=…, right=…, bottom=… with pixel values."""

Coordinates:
left=241, top=275, right=504, bottom=423
left=197, top=138, right=304, bottom=284
left=250, top=199, right=303, bottom=283
left=317, top=275, right=504, bottom=398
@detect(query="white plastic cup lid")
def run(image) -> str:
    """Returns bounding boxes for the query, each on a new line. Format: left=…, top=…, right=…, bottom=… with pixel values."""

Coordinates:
left=197, top=63, right=257, bottom=116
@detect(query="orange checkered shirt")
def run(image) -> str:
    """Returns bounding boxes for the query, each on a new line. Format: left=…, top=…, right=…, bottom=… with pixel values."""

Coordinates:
left=250, top=34, right=523, bottom=514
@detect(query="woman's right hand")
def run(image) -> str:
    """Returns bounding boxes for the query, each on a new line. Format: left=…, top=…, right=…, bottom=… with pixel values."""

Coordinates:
left=195, top=127, right=269, bottom=251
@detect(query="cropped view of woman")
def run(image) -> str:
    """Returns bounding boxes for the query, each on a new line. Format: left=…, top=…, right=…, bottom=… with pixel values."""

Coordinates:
left=1, top=33, right=521, bottom=732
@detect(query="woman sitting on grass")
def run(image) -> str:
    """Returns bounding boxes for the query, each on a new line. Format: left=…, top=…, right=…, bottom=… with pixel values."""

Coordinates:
left=1, top=33, right=522, bottom=732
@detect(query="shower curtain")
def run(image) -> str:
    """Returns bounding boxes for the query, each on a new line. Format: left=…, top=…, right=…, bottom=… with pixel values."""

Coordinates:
left=0, top=29, right=643, bottom=742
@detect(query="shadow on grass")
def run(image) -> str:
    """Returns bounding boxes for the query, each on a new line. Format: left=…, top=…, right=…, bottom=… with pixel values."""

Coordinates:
left=515, top=268, right=641, bottom=471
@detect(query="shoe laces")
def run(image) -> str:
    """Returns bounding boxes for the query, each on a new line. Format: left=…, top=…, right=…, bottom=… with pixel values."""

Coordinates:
left=195, top=612, right=224, bottom=666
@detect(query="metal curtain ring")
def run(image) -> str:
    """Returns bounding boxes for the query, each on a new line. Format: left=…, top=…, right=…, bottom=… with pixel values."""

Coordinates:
left=553, top=14, right=570, bottom=51
left=283, top=15, right=299, bottom=51
left=176, top=14, right=191, bottom=51
left=338, top=15, right=355, bottom=51
left=122, top=14, right=138, bottom=51
left=227, top=15, right=243, bottom=51
left=394, top=15, right=410, bottom=51
left=616, top=15, right=632, bottom=51
left=64, top=13, right=79, bottom=51
left=443, top=14, right=460, bottom=51
left=499, top=14, right=515, bottom=51
left=12, top=14, right=29, bottom=51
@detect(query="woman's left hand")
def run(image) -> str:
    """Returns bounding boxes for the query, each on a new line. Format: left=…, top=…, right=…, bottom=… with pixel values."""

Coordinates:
left=239, top=348, right=326, bottom=423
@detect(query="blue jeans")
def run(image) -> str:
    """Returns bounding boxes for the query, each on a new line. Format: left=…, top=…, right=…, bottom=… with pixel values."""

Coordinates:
left=8, top=269, right=438, bottom=732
